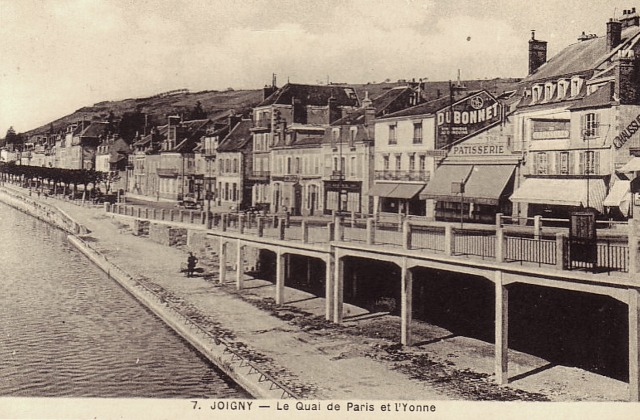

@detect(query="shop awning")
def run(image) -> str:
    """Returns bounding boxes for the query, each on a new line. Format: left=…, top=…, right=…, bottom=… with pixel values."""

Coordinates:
left=419, top=165, right=473, bottom=200
left=386, top=183, right=425, bottom=199
left=603, top=179, right=631, bottom=217
left=461, top=165, right=515, bottom=206
left=510, top=178, right=607, bottom=213
left=368, top=183, right=398, bottom=197
left=617, top=157, right=640, bottom=173
left=419, top=164, right=514, bottom=205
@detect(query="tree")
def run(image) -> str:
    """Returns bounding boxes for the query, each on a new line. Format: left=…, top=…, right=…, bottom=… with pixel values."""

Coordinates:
left=118, top=107, right=145, bottom=143
left=188, top=101, right=207, bottom=120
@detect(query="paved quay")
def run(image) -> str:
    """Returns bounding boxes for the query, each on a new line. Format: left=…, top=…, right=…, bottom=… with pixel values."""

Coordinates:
left=6, top=187, right=629, bottom=401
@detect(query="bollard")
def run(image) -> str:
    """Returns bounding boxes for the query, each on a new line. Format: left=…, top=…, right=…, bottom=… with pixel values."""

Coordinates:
left=366, top=218, right=375, bottom=245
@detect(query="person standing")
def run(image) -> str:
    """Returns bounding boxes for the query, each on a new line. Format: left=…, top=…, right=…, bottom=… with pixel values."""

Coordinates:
left=186, top=252, right=198, bottom=277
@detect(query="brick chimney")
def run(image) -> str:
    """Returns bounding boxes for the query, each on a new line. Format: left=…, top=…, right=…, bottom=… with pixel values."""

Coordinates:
left=528, top=30, right=547, bottom=75
left=615, top=50, right=639, bottom=104
left=607, top=18, right=623, bottom=51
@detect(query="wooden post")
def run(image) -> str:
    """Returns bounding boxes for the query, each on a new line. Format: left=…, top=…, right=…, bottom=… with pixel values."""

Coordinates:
left=495, top=270, right=509, bottom=385
left=236, top=241, right=244, bottom=291
left=325, top=255, right=334, bottom=321
left=333, top=256, right=344, bottom=323
left=629, top=288, right=640, bottom=402
left=276, top=251, right=286, bottom=305
left=218, top=240, right=227, bottom=284
left=401, top=259, right=413, bottom=346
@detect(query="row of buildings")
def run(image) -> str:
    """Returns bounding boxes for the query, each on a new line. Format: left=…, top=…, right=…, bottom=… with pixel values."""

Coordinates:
left=6, top=9, right=640, bottom=222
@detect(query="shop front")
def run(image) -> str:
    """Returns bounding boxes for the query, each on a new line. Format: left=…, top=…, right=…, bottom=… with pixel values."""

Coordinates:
left=370, top=182, right=426, bottom=216
left=323, top=180, right=362, bottom=215
left=421, top=164, right=515, bottom=223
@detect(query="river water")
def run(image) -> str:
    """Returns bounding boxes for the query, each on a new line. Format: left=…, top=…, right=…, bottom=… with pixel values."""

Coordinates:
left=0, top=202, right=249, bottom=398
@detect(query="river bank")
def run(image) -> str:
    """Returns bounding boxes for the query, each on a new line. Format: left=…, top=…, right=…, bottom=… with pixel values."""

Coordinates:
left=0, top=183, right=629, bottom=401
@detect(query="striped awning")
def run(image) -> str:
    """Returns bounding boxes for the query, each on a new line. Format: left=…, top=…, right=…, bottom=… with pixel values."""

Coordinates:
left=510, top=178, right=607, bottom=213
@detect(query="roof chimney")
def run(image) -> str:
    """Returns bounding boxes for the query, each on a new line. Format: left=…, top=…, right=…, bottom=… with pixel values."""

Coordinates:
left=528, top=30, right=547, bottom=75
left=607, top=18, right=623, bottom=51
left=622, top=7, right=640, bottom=28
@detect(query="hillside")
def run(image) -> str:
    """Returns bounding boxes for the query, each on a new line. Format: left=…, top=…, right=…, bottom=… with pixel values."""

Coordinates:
left=24, top=78, right=521, bottom=136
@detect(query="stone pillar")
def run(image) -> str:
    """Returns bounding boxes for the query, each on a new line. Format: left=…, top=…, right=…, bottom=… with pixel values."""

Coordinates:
left=104, top=202, right=111, bottom=213
left=202, top=211, right=207, bottom=226
left=257, top=217, right=264, bottom=237
left=276, top=251, right=286, bottom=305
left=444, top=224, right=454, bottom=256
left=334, top=217, right=344, bottom=241
left=496, top=227, right=504, bottom=263
left=278, top=219, right=286, bottom=240
left=402, top=220, right=412, bottom=250
left=325, top=255, right=335, bottom=321
left=145, top=208, right=149, bottom=219
left=555, top=233, right=566, bottom=270
left=327, top=221, right=335, bottom=241
left=180, top=210, right=185, bottom=223
left=366, top=218, right=375, bottom=245
left=136, top=207, right=141, bottom=218
left=333, top=256, right=344, bottom=323
left=238, top=214, right=245, bottom=234
left=495, top=271, right=509, bottom=385
left=218, top=240, right=227, bottom=284
left=236, top=241, right=244, bottom=291
left=160, top=209, right=165, bottom=220
left=169, top=209, right=175, bottom=222
left=400, top=259, right=413, bottom=346
left=301, top=220, right=309, bottom=243
left=629, top=288, right=640, bottom=402
left=533, top=215, right=542, bottom=239
left=629, top=220, right=638, bottom=276
left=152, top=208, right=157, bottom=219
left=496, top=212, right=503, bottom=229
left=190, top=210, right=195, bottom=224
left=221, top=214, right=228, bottom=232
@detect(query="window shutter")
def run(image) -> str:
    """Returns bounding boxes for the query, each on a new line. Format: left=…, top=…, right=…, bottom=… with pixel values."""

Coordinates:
left=555, top=152, right=561, bottom=174
left=569, top=151, right=575, bottom=174
left=594, top=151, right=600, bottom=174
left=578, top=151, right=585, bottom=174
left=594, top=113, right=600, bottom=136
left=531, top=153, right=537, bottom=175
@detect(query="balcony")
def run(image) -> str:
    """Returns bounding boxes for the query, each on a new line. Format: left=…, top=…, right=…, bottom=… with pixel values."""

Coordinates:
left=375, top=170, right=430, bottom=182
left=248, top=170, right=271, bottom=181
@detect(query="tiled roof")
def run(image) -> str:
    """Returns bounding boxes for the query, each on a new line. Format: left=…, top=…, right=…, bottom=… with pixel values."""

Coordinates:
left=257, top=83, right=360, bottom=108
left=524, top=26, right=640, bottom=82
left=568, top=82, right=615, bottom=110
left=331, top=86, right=416, bottom=126
left=217, top=120, right=252, bottom=152
left=378, top=95, right=457, bottom=119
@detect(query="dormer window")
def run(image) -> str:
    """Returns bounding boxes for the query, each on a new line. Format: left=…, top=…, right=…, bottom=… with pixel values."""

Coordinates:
left=570, top=77, right=583, bottom=97
left=531, top=84, right=543, bottom=103
left=544, top=82, right=556, bottom=101
left=557, top=80, right=567, bottom=100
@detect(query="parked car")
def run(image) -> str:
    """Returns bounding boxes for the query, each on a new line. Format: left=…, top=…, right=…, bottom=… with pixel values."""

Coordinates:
left=177, top=193, right=202, bottom=210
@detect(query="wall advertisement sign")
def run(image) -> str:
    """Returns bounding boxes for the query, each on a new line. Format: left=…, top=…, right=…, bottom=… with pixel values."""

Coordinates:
left=435, top=91, right=503, bottom=150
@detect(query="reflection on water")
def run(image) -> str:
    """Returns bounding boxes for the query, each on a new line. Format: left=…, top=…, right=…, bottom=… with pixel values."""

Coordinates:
left=0, top=203, right=248, bottom=398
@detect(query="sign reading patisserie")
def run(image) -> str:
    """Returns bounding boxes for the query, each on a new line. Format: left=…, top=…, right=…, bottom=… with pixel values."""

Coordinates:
left=436, top=91, right=503, bottom=150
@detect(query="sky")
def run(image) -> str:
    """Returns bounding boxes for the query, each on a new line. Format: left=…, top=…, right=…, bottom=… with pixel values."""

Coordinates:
left=0, top=0, right=635, bottom=136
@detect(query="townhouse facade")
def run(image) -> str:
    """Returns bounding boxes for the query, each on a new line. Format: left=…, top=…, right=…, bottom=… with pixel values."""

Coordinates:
left=215, top=119, right=253, bottom=210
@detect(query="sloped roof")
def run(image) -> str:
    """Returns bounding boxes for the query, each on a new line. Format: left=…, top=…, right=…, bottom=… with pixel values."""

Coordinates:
left=568, top=82, right=615, bottom=110
left=378, top=95, right=458, bottom=119
left=217, top=120, right=252, bottom=152
left=331, top=86, right=415, bottom=126
left=79, top=121, right=110, bottom=138
left=525, top=26, right=640, bottom=82
left=257, top=83, right=360, bottom=108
